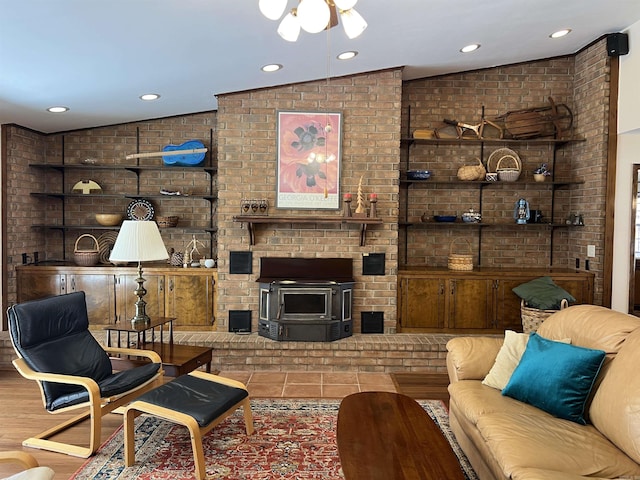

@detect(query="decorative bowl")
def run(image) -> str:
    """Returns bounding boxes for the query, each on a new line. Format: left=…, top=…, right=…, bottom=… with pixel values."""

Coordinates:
left=95, top=213, right=123, bottom=226
left=434, top=215, right=457, bottom=222
left=407, top=170, right=431, bottom=180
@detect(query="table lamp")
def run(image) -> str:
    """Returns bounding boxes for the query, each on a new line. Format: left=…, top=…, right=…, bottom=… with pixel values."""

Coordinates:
left=109, top=220, right=169, bottom=326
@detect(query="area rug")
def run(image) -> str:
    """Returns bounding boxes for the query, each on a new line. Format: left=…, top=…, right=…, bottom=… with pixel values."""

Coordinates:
left=71, top=399, right=477, bottom=480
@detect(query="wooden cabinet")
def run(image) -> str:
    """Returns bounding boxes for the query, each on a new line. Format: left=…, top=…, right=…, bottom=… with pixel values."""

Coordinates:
left=16, top=265, right=217, bottom=329
left=397, top=268, right=594, bottom=333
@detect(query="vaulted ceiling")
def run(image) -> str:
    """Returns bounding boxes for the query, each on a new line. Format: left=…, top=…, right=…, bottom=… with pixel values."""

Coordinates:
left=2, top=0, right=640, bottom=133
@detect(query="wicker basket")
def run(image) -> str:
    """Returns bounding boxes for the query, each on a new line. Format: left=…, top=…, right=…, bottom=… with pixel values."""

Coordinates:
left=521, top=298, right=569, bottom=333
left=457, top=158, right=486, bottom=181
left=73, top=234, right=100, bottom=266
left=496, top=156, right=521, bottom=182
left=448, top=238, right=473, bottom=271
left=156, top=215, right=179, bottom=228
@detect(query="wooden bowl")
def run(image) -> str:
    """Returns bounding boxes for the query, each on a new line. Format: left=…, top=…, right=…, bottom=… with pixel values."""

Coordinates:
left=95, top=213, right=123, bottom=226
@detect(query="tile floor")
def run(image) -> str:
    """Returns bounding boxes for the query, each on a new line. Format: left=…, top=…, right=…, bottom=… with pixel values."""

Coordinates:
left=218, top=371, right=398, bottom=398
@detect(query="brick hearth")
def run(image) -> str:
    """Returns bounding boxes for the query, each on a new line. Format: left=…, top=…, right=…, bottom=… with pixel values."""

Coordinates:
left=0, top=331, right=461, bottom=374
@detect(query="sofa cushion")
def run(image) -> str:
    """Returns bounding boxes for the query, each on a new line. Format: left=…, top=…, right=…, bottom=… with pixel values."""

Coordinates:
left=502, top=333, right=605, bottom=424
left=512, top=276, right=576, bottom=310
left=537, top=305, right=640, bottom=353
left=449, top=381, right=546, bottom=425
left=589, top=328, right=640, bottom=464
left=477, top=411, right=640, bottom=478
left=482, top=331, right=570, bottom=391
left=510, top=467, right=613, bottom=480
left=482, top=330, right=529, bottom=390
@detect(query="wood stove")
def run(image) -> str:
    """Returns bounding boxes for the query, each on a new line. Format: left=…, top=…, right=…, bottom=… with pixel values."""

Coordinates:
left=257, top=257, right=354, bottom=342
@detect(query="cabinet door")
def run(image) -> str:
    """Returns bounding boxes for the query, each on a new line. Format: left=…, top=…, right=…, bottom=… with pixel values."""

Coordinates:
left=68, top=274, right=116, bottom=326
left=16, top=272, right=65, bottom=302
left=165, top=274, right=215, bottom=327
left=495, top=278, right=526, bottom=331
left=116, top=274, right=165, bottom=324
left=448, top=278, right=493, bottom=330
left=398, top=277, right=445, bottom=331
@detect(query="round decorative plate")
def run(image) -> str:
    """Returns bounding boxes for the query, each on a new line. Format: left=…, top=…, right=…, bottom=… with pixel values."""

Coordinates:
left=97, top=231, right=119, bottom=264
left=126, top=198, right=154, bottom=221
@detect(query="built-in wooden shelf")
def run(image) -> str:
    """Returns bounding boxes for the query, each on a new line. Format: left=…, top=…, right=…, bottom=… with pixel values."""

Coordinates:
left=232, top=215, right=383, bottom=246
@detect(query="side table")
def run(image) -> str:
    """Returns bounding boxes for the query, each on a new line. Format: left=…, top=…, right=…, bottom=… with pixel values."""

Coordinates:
left=105, top=317, right=213, bottom=377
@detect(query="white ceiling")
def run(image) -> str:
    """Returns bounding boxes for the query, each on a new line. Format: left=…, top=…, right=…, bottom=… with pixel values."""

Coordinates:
left=2, top=0, right=640, bottom=134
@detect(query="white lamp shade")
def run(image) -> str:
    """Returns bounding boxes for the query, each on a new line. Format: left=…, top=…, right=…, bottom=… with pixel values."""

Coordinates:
left=277, top=11, right=301, bottom=41
left=259, top=0, right=288, bottom=20
left=109, top=220, right=169, bottom=263
left=333, top=0, right=358, bottom=10
left=340, top=7, right=367, bottom=39
left=297, top=0, right=330, bottom=34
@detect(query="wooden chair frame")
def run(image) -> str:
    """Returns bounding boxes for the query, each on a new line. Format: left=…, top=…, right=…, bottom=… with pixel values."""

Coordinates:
left=12, top=347, right=163, bottom=458
left=124, top=371, right=254, bottom=480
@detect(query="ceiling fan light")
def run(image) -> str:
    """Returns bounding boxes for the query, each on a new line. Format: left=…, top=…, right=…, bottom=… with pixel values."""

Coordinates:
left=340, top=7, right=367, bottom=39
left=333, top=0, right=357, bottom=10
left=259, top=0, right=288, bottom=20
left=277, top=11, right=301, bottom=42
left=297, top=0, right=331, bottom=34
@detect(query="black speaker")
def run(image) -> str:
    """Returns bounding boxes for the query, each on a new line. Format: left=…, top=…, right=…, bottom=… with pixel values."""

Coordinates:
left=361, top=311, right=384, bottom=334
left=362, top=253, right=385, bottom=275
left=229, top=251, right=252, bottom=274
left=607, top=33, right=629, bottom=57
left=229, top=310, right=251, bottom=333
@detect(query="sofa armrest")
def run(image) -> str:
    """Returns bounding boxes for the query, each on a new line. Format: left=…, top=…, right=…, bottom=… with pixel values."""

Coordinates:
left=446, top=336, right=504, bottom=382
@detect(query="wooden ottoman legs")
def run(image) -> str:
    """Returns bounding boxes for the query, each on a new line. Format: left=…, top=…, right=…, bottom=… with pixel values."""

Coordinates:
left=124, top=371, right=254, bottom=480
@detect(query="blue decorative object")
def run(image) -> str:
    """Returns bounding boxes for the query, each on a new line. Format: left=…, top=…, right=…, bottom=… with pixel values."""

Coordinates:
left=162, top=140, right=206, bottom=166
left=406, top=170, right=431, bottom=180
left=502, top=333, right=605, bottom=424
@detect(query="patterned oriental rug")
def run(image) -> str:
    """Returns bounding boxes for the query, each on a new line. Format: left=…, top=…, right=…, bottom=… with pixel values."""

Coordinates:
left=71, top=399, right=477, bottom=480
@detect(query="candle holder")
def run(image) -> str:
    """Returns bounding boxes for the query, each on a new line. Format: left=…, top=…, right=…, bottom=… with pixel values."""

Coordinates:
left=369, top=196, right=377, bottom=218
left=343, top=195, right=352, bottom=217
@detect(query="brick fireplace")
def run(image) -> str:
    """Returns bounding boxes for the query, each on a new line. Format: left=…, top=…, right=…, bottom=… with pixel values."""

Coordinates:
left=257, top=257, right=354, bottom=342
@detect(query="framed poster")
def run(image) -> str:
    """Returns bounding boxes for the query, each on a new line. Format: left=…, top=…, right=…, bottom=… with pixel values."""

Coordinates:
left=276, top=110, right=342, bottom=210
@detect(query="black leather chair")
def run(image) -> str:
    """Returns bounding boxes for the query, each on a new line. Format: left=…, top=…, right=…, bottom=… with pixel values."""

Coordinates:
left=7, top=291, right=164, bottom=458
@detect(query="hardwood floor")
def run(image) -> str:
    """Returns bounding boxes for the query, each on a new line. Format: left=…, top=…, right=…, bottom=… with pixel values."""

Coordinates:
left=0, top=369, right=450, bottom=479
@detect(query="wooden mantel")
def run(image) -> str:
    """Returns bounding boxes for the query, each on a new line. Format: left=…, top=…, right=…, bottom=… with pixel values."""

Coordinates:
left=232, top=215, right=383, bottom=246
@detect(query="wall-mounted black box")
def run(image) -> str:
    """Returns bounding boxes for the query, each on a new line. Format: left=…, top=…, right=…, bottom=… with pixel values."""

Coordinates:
left=229, top=251, right=252, bottom=274
left=229, top=310, right=251, bottom=333
left=361, top=311, right=384, bottom=334
left=362, top=253, right=385, bottom=275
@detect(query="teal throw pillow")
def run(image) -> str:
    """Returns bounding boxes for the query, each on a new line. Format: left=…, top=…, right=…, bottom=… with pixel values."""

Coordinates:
left=501, top=333, right=605, bottom=424
left=512, top=276, right=576, bottom=310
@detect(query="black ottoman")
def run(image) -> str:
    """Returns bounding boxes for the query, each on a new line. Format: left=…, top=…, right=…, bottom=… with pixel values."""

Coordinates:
left=124, top=371, right=254, bottom=480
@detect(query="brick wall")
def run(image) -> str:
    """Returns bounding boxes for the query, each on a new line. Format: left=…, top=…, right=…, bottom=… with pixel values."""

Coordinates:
left=2, top=40, right=611, bottom=334
left=216, top=69, right=403, bottom=333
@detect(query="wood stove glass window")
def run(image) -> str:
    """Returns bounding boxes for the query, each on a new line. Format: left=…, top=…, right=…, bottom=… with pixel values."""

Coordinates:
left=259, top=288, right=270, bottom=320
left=280, top=288, right=331, bottom=320
left=343, top=289, right=352, bottom=320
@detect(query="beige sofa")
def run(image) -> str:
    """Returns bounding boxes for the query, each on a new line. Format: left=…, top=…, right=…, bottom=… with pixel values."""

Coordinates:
left=446, top=305, right=640, bottom=480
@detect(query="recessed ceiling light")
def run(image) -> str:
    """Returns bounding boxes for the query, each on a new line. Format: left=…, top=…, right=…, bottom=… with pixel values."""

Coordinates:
left=550, top=29, right=572, bottom=39
left=261, top=63, right=283, bottom=72
left=337, top=51, right=358, bottom=60
left=46, top=106, right=69, bottom=113
left=460, top=44, right=480, bottom=53
left=139, top=93, right=160, bottom=101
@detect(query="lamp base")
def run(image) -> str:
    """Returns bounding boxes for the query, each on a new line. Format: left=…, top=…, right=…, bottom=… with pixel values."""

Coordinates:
left=131, top=263, right=151, bottom=327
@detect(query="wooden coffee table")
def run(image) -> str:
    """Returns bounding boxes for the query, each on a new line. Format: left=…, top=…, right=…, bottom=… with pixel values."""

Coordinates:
left=337, top=392, right=465, bottom=480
